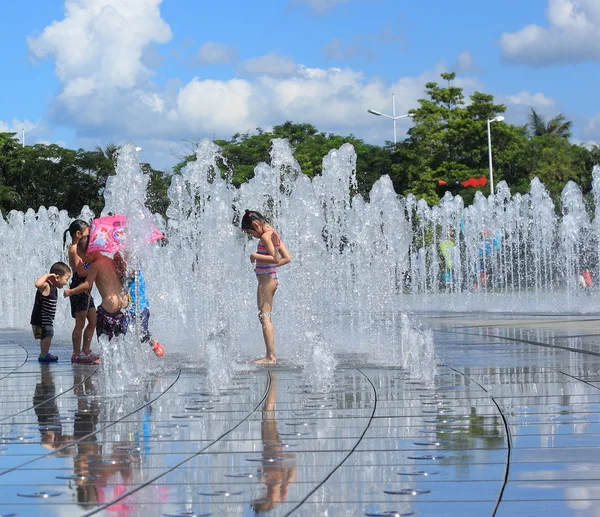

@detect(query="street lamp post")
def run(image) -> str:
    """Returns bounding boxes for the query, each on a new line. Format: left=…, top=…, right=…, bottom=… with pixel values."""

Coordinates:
left=487, top=116, right=505, bottom=195
left=368, top=93, right=412, bottom=144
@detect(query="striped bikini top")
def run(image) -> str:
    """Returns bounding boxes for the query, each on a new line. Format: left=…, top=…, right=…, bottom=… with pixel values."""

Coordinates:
left=255, top=229, right=281, bottom=275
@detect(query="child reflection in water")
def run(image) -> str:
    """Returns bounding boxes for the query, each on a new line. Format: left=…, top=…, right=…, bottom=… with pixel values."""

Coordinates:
left=33, top=365, right=76, bottom=452
left=70, top=371, right=142, bottom=510
left=252, top=373, right=297, bottom=513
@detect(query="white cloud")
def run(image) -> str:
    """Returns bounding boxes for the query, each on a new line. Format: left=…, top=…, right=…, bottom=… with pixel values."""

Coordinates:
left=242, top=52, right=298, bottom=77
left=26, top=2, right=488, bottom=169
left=170, top=78, right=254, bottom=134
left=499, top=0, right=600, bottom=66
left=27, top=0, right=172, bottom=98
left=0, top=118, right=37, bottom=134
left=499, top=90, right=558, bottom=129
left=0, top=119, right=52, bottom=145
left=453, top=51, right=478, bottom=74
left=584, top=113, right=600, bottom=140
left=195, top=42, right=237, bottom=65
left=288, top=0, right=350, bottom=14
left=506, top=91, right=555, bottom=108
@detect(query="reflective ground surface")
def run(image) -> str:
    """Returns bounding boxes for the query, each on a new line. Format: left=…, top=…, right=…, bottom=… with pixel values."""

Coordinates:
left=2, top=312, right=600, bottom=517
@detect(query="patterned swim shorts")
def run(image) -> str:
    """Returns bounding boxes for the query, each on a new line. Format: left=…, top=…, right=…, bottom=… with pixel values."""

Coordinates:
left=96, top=306, right=128, bottom=341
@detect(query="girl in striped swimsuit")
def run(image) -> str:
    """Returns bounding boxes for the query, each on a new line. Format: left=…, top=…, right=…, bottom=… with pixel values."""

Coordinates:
left=241, top=210, right=292, bottom=365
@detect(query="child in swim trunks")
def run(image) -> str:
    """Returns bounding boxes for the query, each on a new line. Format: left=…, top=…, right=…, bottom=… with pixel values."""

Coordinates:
left=64, top=236, right=129, bottom=343
left=31, top=262, right=72, bottom=362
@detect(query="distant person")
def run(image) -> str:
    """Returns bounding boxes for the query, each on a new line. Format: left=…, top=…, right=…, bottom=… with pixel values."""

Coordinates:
left=579, top=269, right=593, bottom=294
left=241, top=210, right=291, bottom=365
left=64, top=236, right=129, bottom=343
left=439, top=229, right=455, bottom=288
left=31, top=262, right=71, bottom=362
left=63, top=220, right=99, bottom=364
left=114, top=252, right=165, bottom=357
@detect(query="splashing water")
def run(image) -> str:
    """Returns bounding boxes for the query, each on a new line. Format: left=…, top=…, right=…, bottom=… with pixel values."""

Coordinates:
left=2, top=140, right=600, bottom=390
left=303, top=331, right=337, bottom=392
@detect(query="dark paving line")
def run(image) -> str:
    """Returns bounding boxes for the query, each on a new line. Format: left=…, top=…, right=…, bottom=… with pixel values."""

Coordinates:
left=443, top=365, right=512, bottom=517
left=421, top=311, right=600, bottom=318
left=0, top=343, right=28, bottom=382
left=0, top=367, right=98, bottom=424
left=282, top=368, right=377, bottom=517
left=81, top=370, right=273, bottom=516
left=435, top=328, right=600, bottom=357
left=558, top=370, right=600, bottom=391
left=0, top=370, right=182, bottom=478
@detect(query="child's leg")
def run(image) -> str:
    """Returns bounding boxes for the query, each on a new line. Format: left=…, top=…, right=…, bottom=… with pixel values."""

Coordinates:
left=82, top=308, right=97, bottom=355
left=72, top=312, right=87, bottom=355
left=139, top=309, right=164, bottom=357
left=255, top=276, right=278, bottom=364
left=139, top=309, right=151, bottom=343
left=40, top=336, right=52, bottom=356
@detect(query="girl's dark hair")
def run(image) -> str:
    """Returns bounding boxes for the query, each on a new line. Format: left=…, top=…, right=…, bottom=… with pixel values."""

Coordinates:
left=241, top=210, right=267, bottom=230
left=63, top=219, right=89, bottom=247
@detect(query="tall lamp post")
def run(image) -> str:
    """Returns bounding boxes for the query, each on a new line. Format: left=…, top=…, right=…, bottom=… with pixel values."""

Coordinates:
left=368, top=93, right=412, bottom=144
left=487, top=116, right=505, bottom=194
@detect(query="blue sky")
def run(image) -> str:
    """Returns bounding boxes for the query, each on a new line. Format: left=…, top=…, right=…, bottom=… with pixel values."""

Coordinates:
left=1, top=0, right=599, bottom=170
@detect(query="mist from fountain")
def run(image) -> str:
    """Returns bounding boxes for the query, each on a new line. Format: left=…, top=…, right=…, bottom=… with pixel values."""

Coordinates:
left=2, top=139, right=600, bottom=389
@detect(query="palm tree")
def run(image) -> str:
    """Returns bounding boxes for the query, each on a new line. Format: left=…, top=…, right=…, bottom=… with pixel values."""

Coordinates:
left=527, top=109, right=572, bottom=139
left=95, top=143, right=120, bottom=163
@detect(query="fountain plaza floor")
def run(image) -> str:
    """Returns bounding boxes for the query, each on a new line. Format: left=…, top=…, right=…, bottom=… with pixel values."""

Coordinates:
left=2, top=312, right=600, bottom=517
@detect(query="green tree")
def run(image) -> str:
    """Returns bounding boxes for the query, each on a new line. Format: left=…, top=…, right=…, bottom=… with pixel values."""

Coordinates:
left=395, top=72, right=513, bottom=204
left=174, top=122, right=393, bottom=199
left=527, top=109, right=572, bottom=139
left=143, top=163, right=171, bottom=217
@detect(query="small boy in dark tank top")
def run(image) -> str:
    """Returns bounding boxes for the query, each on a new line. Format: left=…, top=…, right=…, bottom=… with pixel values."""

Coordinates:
left=31, top=262, right=71, bottom=362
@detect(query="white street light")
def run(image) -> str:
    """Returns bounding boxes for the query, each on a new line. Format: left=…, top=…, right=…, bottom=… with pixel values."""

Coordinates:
left=487, top=116, right=505, bottom=194
left=368, top=93, right=412, bottom=144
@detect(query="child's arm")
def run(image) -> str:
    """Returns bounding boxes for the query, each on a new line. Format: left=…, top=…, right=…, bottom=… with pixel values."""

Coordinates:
left=251, top=233, right=279, bottom=264
left=64, top=266, right=97, bottom=297
left=113, top=252, right=128, bottom=283
left=276, top=241, right=292, bottom=267
left=68, top=246, right=87, bottom=277
left=35, top=274, right=57, bottom=296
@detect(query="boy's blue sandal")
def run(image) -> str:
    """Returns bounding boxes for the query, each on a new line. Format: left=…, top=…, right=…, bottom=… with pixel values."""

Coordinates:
left=38, top=353, right=58, bottom=363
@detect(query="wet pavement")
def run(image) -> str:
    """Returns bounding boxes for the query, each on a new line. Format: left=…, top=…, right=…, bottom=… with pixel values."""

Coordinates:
left=2, top=312, right=600, bottom=517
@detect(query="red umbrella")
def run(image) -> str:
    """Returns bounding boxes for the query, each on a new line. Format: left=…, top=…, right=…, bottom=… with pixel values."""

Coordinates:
left=87, top=215, right=164, bottom=254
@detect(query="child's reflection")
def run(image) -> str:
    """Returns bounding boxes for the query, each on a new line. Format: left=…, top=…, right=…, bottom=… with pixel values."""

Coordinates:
left=252, top=373, right=297, bottom=514
left=33, top=364, right=74, bottom=452
left=71, top=370, right=141, bottom=511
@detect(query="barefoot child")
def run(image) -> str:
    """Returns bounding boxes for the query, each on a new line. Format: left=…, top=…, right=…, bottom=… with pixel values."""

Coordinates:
left=64, top=236, right=129, bottom=344
left=31, top=262, right=72, bottom=362
left=241, top=210, right=291, bottom=365
left=63, top=220, right=99, bottom=364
